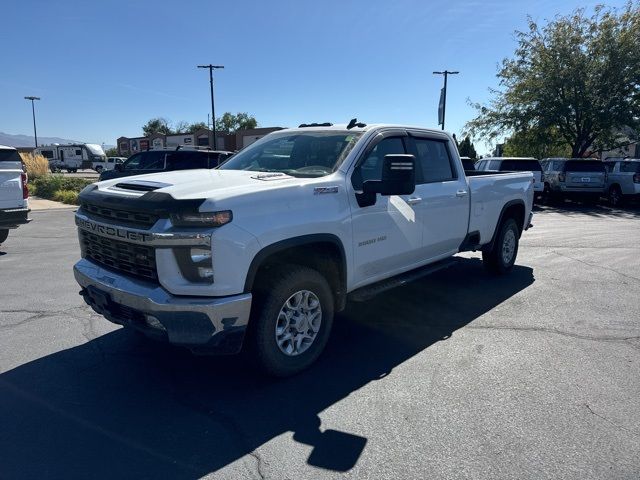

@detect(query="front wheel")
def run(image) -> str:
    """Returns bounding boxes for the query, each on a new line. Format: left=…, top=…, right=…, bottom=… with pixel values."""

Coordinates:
left=249, top=265, right=334, bottom=377
left=482, top=218, right=519, bottom=274
left=0, top=229, right=8, bottom=244
left=95, top=166, right=104, bottom=173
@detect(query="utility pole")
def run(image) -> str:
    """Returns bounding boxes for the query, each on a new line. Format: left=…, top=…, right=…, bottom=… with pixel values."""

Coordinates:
left=433, top=70, right=459, bottom=131
left=24, top=96, right=41, bottom=147
left=197, top=64, right=224, bottom=149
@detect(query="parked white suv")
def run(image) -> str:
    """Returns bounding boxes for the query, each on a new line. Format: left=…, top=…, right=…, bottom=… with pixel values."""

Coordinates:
left=73, top=124, right=534, bottom=376
left=0, top=146, right=30, bottom=245
left=603, top=159, right=640, bottom=206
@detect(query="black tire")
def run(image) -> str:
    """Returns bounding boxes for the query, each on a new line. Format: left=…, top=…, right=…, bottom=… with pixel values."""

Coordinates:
left=541, top=184, right=551, bottom=205
left=95, top=166, right=104, bottom=173
left=482, top=218, right=519, bottom=275
left=248, top=265, right=334, bottom=377
left=608, top=185, right=623, bottom=207
left=0, top=229, right=8, bottom=244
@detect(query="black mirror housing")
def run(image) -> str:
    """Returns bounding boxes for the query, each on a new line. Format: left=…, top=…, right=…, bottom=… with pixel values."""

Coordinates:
left=115, top=163, right=124, bottom=172
left=363, top=154, right=416, bottom=196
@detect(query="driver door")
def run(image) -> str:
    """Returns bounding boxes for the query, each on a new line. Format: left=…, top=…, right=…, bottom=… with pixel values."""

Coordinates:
left=348, top=131, right=426, bottom=288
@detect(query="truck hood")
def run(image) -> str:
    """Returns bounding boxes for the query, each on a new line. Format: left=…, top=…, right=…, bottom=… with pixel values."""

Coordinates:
left=95, top=169, right=307, bottom=201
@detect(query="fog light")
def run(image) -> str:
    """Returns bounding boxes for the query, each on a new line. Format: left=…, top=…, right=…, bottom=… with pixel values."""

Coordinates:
left=190, top=247, right=212, bottom=264
left=197, top=267, right=214, bottom=279
left=145, top=315, right=166, bottom=331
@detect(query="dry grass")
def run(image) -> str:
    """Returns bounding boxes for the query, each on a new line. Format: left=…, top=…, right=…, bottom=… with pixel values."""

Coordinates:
left=20, top=152, right=49, bottom=180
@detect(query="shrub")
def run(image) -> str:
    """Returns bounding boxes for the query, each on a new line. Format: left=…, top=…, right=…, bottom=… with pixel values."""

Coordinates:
left=52, top=189, right=80, bottom=205
left=32, top=175, right=93, bottom=200
left=20, top=152, right=49, bottom=181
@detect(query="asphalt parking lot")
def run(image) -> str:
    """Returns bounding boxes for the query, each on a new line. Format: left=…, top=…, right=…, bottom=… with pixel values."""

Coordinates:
left=0, top=204, right=639, bottom=479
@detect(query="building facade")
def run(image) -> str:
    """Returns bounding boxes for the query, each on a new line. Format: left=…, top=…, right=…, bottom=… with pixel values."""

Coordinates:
left=117, top=127, right=283, bottom=156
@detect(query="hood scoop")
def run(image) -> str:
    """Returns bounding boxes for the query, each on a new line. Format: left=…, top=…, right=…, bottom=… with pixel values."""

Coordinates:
left=111, top=180, right=173, bottom=192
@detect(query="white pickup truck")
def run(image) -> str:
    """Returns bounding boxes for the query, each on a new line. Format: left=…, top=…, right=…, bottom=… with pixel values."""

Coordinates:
left=74, top=124, right=534, bottom=376
left=0, top=145, right=30, bottom=245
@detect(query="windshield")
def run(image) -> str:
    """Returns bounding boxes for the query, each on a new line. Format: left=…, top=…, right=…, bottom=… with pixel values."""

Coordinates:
left=219, top=131, right=363, bottom=177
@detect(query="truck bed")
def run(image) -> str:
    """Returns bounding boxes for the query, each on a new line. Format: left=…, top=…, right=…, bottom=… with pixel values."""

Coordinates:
left=466, top=171, right=534, bottom=245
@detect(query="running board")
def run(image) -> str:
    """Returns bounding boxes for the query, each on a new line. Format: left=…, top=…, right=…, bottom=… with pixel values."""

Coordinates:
left=348, top=258, right=460, bottom=302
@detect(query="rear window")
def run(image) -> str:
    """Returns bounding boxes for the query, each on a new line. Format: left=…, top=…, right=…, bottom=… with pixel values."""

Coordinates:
left=499, top=160, right=542, bottom=172
left=0, top=149, right=22, bottom=163
left=619, top=162, right=640, bottom=173
left=565, top=161, right=605, bottom=172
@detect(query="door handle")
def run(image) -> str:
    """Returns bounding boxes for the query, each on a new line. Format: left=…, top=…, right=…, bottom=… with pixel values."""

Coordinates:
left=456, top=190, right=468, bottom=197
left=407, top=196, right=422, bottom=205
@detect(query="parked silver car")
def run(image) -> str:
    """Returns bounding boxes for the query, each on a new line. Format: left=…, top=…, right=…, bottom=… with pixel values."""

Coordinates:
left=541, top=158, right=606, bottom=203
left=603, top=158, right=640, bottom=206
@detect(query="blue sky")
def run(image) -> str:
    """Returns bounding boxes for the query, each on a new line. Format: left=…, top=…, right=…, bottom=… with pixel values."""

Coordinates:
left=2, top=0, right=626, bottom=153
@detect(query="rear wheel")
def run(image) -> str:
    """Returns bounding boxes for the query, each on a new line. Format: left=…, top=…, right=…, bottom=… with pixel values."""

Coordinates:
left=0, top=229, right=8, bottom=244
left=248, top=265, right=334, bottom=377
left=95, top=166, right=104, bottom=173
left=482, top=218, right=519, bottom=275
left=608, top=185, right=623, bottom=207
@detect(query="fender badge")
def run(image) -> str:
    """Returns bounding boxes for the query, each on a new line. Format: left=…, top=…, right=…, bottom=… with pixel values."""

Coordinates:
left=314, top=186, right=339, bottom=195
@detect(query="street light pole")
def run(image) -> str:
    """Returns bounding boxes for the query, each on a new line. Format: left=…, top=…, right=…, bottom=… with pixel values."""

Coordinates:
left=197, top=64, right=224, bottom=149
left=24, top=96, right=41, bottom=147
left=433, top=70, right=459, bottom=131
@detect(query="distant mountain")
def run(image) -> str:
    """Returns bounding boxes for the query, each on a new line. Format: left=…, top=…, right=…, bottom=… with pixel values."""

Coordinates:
left=0, top=131, right=80, bottom=148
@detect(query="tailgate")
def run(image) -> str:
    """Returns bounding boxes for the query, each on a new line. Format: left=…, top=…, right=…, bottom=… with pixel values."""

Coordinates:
left=0, top=169, right=25, bottom=210
left=566, top=171, right=605, bottom=188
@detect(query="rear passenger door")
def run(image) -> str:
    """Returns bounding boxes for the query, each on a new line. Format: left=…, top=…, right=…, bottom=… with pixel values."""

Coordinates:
left=407, top=132, right=469, bottom=260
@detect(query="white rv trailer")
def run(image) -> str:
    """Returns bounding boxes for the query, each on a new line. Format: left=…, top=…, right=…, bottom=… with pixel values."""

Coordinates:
left=36, top=143, right=106, bottom=172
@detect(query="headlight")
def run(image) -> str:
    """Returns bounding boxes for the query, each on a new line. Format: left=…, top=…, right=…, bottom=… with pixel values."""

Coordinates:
left=170, top=210, right=232, bottom=227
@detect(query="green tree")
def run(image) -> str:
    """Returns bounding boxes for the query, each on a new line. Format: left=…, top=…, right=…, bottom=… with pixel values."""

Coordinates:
left=142, top=118, right=172, bottom=136
left=104, top=147, right=118, bottom=157
left=458, top=136, right=478, bottom=159
left=187, top=122, right=208, bottom=133
left=466, top=4, right=640, bottom=158
left=502, top=128, right=572, bottom=158
left=172, top=121, right=189, bottom=134
left=215, top=112, right=258, bottom=133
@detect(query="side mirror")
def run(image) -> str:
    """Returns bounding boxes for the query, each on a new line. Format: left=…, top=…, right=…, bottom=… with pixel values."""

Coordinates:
left=363, top=154, right=416, bottom=196
left=115, top=163, right=124, bottom=172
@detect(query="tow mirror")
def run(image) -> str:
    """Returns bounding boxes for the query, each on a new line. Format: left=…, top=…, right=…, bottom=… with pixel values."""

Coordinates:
left=115, top=163, right=124, bottom=172
left=363, top=154, right=416, bottom=196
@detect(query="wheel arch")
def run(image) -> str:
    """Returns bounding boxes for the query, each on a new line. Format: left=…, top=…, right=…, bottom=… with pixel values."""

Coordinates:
left=483, top=200, right=526, bottom=252
left=244, top=234, right=348, bottom=311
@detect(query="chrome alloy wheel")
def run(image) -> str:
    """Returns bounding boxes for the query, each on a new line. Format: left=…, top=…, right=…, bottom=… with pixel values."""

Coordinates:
left=275, top=290, right=322, bottom=356
left=502, top=228, right=516, bottom=265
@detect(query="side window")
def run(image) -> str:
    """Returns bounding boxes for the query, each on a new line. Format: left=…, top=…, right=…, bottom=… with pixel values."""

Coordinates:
left=123, top=153, right=141, bottom=170
left=352, top=137, right=405, bottom=189
left=413, top=138, right=455, bottom=184
left=166, top=152, right=208, bottom=170
left=75, top=149, right=82, bottom=156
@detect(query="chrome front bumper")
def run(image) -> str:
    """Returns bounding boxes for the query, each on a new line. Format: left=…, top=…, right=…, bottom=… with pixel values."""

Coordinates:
left=74, top=259, right=252, bottom=354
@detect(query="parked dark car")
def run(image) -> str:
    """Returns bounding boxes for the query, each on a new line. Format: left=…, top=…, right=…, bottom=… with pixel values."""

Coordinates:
left=99, top=147, right=234, bottom=181
left=460, top=156, right=476, bottom=171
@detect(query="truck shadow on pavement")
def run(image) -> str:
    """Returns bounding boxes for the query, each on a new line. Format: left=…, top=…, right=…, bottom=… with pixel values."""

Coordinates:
left=0, top=258, right=534, bottom=479
left=534, top=201, right=640, bottom=218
